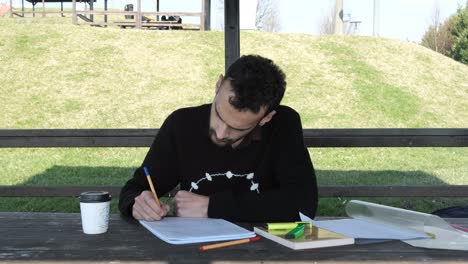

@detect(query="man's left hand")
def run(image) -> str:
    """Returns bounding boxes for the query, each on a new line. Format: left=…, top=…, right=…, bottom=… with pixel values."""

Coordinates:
left=173, top=190, right=209, bottom=218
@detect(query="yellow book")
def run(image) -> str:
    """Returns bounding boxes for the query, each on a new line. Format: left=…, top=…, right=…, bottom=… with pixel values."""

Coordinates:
left=254, top=225, right=354, bottom=250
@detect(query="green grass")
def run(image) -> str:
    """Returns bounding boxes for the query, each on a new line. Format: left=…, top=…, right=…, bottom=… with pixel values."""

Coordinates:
left=0, top=17, right=467, bottom=216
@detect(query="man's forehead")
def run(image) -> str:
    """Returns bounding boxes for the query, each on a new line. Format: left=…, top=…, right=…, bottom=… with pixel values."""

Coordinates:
left=217, top=80, right=268, bottom=114
left=213, top=100, right=257, bottom=131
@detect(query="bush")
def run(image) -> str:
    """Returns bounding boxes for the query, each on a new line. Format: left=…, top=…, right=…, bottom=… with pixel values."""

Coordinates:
left=421, top=5, right=468, bottom=64
left=421, top=17, right=456, bottom=57
left=451, top=6, right=468, bottom=64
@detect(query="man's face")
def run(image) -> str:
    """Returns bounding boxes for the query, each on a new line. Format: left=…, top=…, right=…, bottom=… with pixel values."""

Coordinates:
left=209, top=79, right=267, bottom=148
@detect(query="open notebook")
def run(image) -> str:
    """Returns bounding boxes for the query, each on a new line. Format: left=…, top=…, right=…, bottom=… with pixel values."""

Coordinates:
left=301, top=200, right=468, bottom=251
left=139, top=217, right=256, bottom=244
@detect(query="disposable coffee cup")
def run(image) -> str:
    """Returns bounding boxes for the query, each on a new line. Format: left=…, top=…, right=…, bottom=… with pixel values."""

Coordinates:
left=79, top=191, right=111, bottom=234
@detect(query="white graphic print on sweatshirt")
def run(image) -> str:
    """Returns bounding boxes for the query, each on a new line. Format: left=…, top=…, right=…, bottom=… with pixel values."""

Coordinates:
left=189, top=171, right=259, bottom=194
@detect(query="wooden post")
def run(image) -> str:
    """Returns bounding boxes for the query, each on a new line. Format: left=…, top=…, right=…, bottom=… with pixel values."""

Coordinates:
left=156, top=0, right=159, bottom=21
left=89, top=0, right=94, bottom=22
left=104, top=0, right=108, bottom=24
left=373, top=0, right=381, bottom=36
left=72, top=0, right=77, bottom=25
left=136, top=0, right=141, bottom=29
left=21, top=0, right=24, bottom=17
left=224, top=0, right=239, bottom=71
left=32, top=2, right=35, bottom=17
left=201, top=0, right=205, bottom=31
left=201, top=0, right=211, bottom=31
left=334, top=0, right=343, bottom=35
left=42, top=0, right=45, bottom=17
left=61, top=1, right=64, bottom=17
left=9, top=0, right=13, bottom=18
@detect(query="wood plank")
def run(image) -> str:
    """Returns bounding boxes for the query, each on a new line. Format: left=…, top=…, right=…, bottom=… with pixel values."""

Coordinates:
left=114, top=22, right=200, bottom=29
left=319, top=186, right=468, bottom=197
left=0, top=186, right=122, bottom=197
left=136, top=0, right=141, bottom=29
left=140, top=11, right=202, bottom=17
left=72, top=0, right=76, bottom=25
left=0, top=136, right=154, bottom=147
left=65, top=11, right=202, bottom=16
left=0, top=212, right=467, bottom=263
left=224, top=0, right=240, bottom=71
left=10, top=10, right=73, bottom=14
left=0, top=128, right=466, bottom=148
left=2, top=185, right=468, bottom=198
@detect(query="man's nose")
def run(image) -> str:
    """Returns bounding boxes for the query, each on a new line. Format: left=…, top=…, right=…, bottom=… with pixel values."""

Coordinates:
left=216, top=123, right=229, bottom=139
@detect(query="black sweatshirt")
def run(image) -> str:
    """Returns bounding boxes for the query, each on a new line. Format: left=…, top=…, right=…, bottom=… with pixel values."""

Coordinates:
left=119, top=104, right=318, bottom=222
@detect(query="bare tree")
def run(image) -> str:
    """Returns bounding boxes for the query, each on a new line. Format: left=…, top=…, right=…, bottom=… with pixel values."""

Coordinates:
left=256, top=0, right=280, bottom=32
left=430, top=1, right=441, bottom=52
left=318, top=3, right=336, bottom=35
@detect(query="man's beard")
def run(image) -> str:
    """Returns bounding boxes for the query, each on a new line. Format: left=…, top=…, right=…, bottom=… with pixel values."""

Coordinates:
left=208, top=128, right=244, bottom=147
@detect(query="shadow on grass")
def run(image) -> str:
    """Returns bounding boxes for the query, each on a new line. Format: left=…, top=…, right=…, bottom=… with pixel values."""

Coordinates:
left=316, top=169, right=448, bottom=186
left=20, top=165, right=136, bottom=186
left=3, top=166, right=461, bottom=215
left=0, top=166, right=137, bottom=213
left=14, top=166, right=449, bottom=186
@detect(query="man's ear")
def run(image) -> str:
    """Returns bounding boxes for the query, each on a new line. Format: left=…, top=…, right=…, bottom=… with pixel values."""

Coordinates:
left=215, top=74, right=224, bottom=94
left=259, top=110, right=276, bottom=126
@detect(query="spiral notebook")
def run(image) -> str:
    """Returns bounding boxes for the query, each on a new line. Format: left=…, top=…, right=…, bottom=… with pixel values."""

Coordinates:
left=139, top=217, right=256, bottom=244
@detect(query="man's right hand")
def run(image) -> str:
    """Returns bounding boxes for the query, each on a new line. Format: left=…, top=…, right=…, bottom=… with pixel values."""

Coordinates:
left=132, top=190, right=170, bottom=221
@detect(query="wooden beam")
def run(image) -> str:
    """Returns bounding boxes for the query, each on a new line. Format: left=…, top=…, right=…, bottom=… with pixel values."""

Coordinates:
left=104, top=0, right=107, bottom=24
left=42, top=0, right=45, bottom=17
left=302, top=128, right=468, bottom=147
left=66, top=11, right=200, bottom=17
left=0, top=186, right=122, bottom=198
left=156, top=0, right=159, bottom=21
left=319, top=186, right=468, bottom=197
left=0, top=128, right=466, bottom=148
left=334, top=0, right=343, bottom=35
left=201, top=0, right=210, bottom=31
left=14, top=10, right=73, bottom=15
left=2, top=185, right=468, bottom=198
left=72, top=0, right=77, bottom=25
left=136, top=0, right=141, bottom=29
left=224, top=0, right=239, bottom=72
left=200, top=0, right=205, bottom=31
left=89, top=0, right=93, bottom=22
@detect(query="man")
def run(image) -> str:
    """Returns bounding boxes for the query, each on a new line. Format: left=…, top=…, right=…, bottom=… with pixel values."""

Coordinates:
left=119, top=55, right=318, bottom=222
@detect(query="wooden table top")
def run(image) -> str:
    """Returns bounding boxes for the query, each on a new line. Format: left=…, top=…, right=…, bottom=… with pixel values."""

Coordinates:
left=1, top=212, right=468, bottom=263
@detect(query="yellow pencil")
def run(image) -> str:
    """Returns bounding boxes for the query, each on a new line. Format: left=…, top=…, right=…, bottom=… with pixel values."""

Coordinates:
left=199, top=236, right=260, bottom=251
left=143, top=166, right=160, bottom=206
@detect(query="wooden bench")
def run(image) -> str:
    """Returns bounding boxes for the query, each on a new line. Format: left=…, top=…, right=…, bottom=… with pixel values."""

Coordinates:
left=0, top=128, right=467, bottom=198
left=114, top=21, right=199, bottom=30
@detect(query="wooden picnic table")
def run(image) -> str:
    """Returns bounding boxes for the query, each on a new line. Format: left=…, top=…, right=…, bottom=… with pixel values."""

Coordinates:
left=1, top=212, right=468, bottom=263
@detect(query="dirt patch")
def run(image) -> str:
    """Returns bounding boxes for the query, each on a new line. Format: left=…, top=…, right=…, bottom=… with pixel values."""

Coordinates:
left=0, top=4, right=11, bottom=17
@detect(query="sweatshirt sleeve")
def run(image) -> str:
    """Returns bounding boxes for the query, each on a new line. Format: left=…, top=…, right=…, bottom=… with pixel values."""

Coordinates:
left=207, top=110, right=318, bottom=222
left=118, top=113, right=180, bottom=217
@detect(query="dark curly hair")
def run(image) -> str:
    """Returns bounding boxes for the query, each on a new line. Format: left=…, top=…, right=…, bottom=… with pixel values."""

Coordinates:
left=224, top=55, right=286, bottom=114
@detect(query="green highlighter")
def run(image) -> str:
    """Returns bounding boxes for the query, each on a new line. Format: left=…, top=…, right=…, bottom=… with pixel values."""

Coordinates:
left=267, top=221, right=310, bottom=231
left=285, top=223, right=306, bottom=239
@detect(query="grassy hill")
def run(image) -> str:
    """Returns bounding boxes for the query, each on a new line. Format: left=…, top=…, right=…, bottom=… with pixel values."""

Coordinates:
left=0, top=17, right=467, bottom=215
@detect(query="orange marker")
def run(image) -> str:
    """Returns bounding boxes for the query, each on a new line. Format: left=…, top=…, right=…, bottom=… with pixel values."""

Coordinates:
left=199, top=236, right=260, bottom=251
